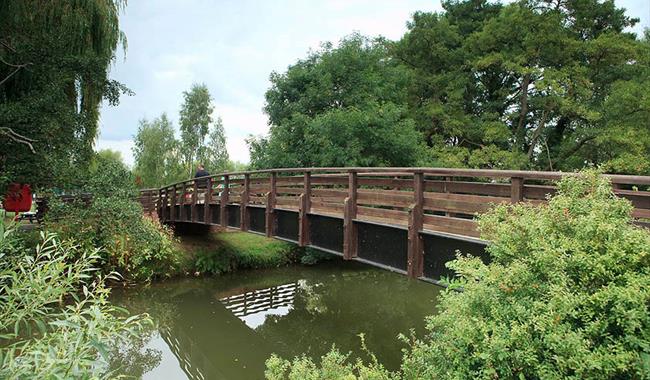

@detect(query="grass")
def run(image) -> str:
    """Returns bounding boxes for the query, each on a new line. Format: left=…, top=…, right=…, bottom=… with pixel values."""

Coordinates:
left=179, top=230, right=300, bottom=275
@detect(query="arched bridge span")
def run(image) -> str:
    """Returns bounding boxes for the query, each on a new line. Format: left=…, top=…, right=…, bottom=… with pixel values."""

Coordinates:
left=139, top=167, right=650, bottom=282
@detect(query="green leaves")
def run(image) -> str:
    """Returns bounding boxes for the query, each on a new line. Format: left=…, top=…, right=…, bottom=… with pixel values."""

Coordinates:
left=251, top=34, right=421, bottom=169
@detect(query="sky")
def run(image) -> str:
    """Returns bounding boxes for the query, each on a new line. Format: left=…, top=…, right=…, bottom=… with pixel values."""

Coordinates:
left=97, top=0, right=650, bottom=167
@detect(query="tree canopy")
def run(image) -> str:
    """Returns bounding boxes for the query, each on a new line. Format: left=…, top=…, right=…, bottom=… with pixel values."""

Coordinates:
left=250, top=0, right=649, bottom=174
left=249, top=34, right=424, bottom=168
left=0, top=0, right=130, bottom=189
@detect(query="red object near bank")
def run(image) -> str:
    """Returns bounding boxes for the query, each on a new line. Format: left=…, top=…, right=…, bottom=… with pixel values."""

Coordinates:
left=3, top=183, right=32, bottom=213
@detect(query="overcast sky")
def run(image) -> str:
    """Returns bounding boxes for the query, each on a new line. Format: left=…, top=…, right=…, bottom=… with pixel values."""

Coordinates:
left=97, top=0, right=650, bottom=167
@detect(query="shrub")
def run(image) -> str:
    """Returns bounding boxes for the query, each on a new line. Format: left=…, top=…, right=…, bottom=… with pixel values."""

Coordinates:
left=0, top=228, right=151, bottom=378
left=46, top=196, right=182, bottom=282
left=267, top=171, right=650, bottom=379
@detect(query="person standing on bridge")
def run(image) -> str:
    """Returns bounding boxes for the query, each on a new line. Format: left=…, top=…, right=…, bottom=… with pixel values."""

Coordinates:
left=194, top=164, right=210, bottom=203
left=194, top=164, right=209, bottom=179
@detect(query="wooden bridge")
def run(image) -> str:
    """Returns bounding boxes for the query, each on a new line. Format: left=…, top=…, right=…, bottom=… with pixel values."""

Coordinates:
left=139, top=167, right=650, bottom=281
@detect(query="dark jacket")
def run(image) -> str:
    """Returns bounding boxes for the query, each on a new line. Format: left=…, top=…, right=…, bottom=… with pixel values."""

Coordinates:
left=194, top=169, right=210, bottom=178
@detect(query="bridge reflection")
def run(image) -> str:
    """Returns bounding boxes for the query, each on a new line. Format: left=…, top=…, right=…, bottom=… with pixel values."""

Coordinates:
left=109, top=263, right=441, bottom=379
left=220, top=282, right=298, bottom=328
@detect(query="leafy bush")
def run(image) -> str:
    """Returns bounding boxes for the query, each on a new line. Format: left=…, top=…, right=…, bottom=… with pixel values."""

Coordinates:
left=266, top=171, right=650, bottom=379
left=300, top=247, right=335, bottom=265
left=46, top=196, right=182, bottom=281
left=0, top=228, right=151, bottom=378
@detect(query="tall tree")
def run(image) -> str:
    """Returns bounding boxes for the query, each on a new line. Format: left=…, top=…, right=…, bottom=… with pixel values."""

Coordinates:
left=394, top=0, right=644, bottom=171
left=179, top=83, right=214, bottom=176
left=0, top=0, right=130, bottom=189
left=204, top=116, right=230, bottom=172
left=132, top=114, right=184, bottom=188
left=250, top=33, right=423, bottom=169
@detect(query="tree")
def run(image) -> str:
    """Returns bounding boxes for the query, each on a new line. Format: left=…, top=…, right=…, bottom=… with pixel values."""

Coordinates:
left=204, top=116, right=230, bottom=172
left=0, top=0, right=130, bottom=189
left=179, top=83, right=214, bottom=176
left=133, top=114, right=184, bottom=188
left=249, top=34, right=423, bottom=168
left=394, top=0, right=645, bottom=171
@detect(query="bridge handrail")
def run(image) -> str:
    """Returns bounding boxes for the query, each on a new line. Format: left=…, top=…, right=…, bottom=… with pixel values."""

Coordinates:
left=139, top=167, right=650, bottom=278
left=156, top=167, right=650, bottom=190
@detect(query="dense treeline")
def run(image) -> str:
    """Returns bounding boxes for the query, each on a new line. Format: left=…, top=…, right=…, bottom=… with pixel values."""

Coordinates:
left=0, top=0, right=131, bottom=189
left=249, top=0, right=650, bottom=174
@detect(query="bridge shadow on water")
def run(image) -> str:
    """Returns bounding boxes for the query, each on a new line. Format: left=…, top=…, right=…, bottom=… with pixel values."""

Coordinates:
left=109, top=261, right=441, bottom=380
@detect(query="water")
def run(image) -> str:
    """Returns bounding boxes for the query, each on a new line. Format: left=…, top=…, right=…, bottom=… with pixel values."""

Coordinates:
left=109, top=259, right=441, bottom=379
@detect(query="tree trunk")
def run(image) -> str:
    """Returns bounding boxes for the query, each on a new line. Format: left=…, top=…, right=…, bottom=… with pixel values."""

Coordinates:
left=514, top=73, right=531, bottom=152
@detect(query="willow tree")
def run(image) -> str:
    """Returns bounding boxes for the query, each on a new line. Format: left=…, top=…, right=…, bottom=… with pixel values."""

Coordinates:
left=0, top=0, right=129, bottom=189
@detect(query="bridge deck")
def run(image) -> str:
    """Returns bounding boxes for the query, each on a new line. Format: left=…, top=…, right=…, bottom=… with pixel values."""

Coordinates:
left=139, top=168, right=650, bottom=280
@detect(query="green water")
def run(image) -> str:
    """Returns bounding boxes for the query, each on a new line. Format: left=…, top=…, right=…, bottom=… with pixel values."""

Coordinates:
left=109, top=258, right=441, bottom=379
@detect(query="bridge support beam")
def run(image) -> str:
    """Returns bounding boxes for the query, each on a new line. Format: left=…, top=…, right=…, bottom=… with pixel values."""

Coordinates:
left=221, top=175, right=229, bottom=228
left=511, top=176, right=524, bottom=203
left=343, top=171, right=358, bottom=259
left=191, top=180, right=198, bottom=223
left=240, top=174, right=250, bottom=231
left=204, top=178, right=212, bottom=224
left=265, top=173, right=276, bottom=238
left=180, top=182, right=188, bottom=221
left=170, top=185, right=177, bottom=221
left=407, top=172, right=424, bottom=278
left=298, top=172, right=311, bottom=247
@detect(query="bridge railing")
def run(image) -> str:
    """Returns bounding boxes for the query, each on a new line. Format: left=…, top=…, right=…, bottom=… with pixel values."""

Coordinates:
left=139, top=168, right=650, bottom=278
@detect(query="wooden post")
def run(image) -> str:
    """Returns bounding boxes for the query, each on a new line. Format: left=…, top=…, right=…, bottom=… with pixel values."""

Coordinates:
left=343, top=171, right=358, bottom=259
left=204, top=177, right=212, bottom=224
left=407, top=172, right=424, bottom=278
left=179, top=182, right=186, bottom=221
left=266, top=173, right=276, bottom=237
left=240, top=174, right=250, bottom=231
left=157, top=188, right=163, bottom=221
left=170, top=185, right=177, bottom=221
left=444, top=176, right=451, bottom=217
left=220, top=175, right=229, bottom=227
left=511, top=177, right=524, bottom=203
left=298, top=171, right=311, bottom=246
left=191, top=180, right=198, bottom=222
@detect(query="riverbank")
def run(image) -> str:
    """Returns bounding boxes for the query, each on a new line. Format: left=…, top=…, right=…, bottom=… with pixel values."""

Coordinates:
left=176, top=228, right=332, bottom=276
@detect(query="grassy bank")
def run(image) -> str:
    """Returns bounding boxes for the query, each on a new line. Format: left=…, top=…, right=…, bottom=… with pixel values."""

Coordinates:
left=180, top=230, right=319, bottom=275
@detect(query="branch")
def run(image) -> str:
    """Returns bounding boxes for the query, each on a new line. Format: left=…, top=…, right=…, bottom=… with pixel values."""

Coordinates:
left=0, top=57, right=32, bottom=87
left=527, top=108, right=550, bottom=160
left=0, top=127, right=36, bottom=153
left=551, top=135, right=597, bottom=167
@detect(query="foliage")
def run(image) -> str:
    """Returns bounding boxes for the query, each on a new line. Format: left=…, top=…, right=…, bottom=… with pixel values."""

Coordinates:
left=133, top=114, right=186, bottom=188
left=0, top=0, right=130, bottom=189
left=205, top=116, right=230, bottom=172
left=300, top=248, right=335, bottom=266
left=266, top=348, right=393, bottom=380
left=133, top=87, right=231, bottom=188
left=249, top=34, right=423, bottom=168
left=46, top=195, right=182, bottom=282
left=399, top=171, right=650, bottom=379
left=84, top=149, right=136, bottom=197
left=250, top=1, right=649, bottom=174
left=178, top=83, right=230, bottom=176
left=265, top=171, right=650, bottom=379
left=0, top=228, right=151, bottom=378
left=193, top=232, right=299, bottom=275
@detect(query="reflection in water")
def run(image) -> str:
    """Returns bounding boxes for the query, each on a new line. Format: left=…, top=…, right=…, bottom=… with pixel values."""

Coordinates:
left=220, top=282, right=298, bottom=329
left=109, top=259, right=440, bottom=380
